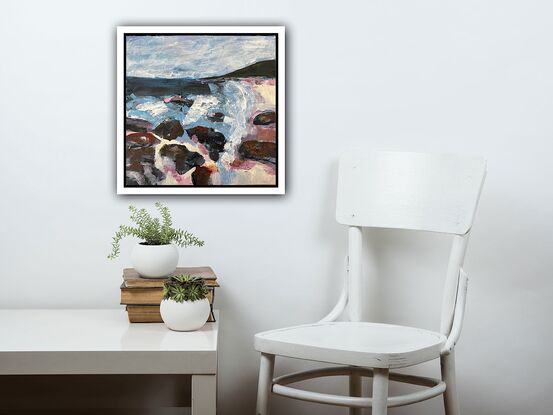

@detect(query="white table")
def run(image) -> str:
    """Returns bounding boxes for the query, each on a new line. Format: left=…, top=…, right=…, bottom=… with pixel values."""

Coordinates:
left=0, top=309, right=219, bottom=415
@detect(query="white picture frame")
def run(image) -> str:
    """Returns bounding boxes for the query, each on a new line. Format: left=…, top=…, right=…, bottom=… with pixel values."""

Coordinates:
left=117, top=26, right=285, bottom=195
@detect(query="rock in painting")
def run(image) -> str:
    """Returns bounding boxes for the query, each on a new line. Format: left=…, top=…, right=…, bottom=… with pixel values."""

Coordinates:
left=126, top=162, right=165, bottom=186
left=192, top=166, right=213, bottom=186
left=238, top=141, right=276, bottom=164
left=242, top=124, right=277, bottom=143
left=125, top=146, right=162, bottom=185
left=125, top=132, right=160, bottom=148
left=126, top=117, right=153, bottom=132
left=160, top=144, right=205, bottom=175
left=153, top=119, right=185, bottom=140
left=164, top=95, right=194, bottom=107
left=186, top=126, right=227, bottom=162
left=207, top=112, right=225, bottom=122
left=127, top=146, right=155, bottom=164
left=125, top=175, right=140, bottom=186
left=253, top=111, right=276, bottom=126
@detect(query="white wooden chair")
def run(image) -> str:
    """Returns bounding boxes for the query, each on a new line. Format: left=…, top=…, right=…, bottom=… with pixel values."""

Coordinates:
left=254, top=151, right=487, bottom=415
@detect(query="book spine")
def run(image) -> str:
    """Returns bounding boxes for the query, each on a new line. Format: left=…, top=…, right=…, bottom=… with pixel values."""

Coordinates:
left=121, top=287, right=214, bottom=305
left=127, top=306, right=216, bottom=323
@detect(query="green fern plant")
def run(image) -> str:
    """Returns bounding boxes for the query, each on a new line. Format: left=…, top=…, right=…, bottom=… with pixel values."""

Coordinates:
left=108, top=202, right=204, bottom=259
left=162, top=275, right=209, bottom=303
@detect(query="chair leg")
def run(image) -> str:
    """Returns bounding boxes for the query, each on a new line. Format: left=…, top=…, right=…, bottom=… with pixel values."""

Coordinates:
left=349, top=371, right=362, bottom=415
left=441, top=351, right=461, bottom=415
left=256, top=353, right=275, bottom=415
left=372, top=368, right=389, bottom=415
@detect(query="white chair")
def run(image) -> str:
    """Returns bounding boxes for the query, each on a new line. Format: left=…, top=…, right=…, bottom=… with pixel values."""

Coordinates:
left=254, top=151, right=487, bottom=415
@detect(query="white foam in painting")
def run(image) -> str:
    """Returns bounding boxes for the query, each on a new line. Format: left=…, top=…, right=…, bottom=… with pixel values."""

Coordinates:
left=219, top=80, right=255, bottom=166
left=136, top=101, right=169, bottom=117
left=183, top=96, right=219, bottom=124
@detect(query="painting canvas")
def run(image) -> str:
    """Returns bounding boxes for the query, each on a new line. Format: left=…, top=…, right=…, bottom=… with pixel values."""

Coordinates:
left=117, top=26, right=285, bottom=195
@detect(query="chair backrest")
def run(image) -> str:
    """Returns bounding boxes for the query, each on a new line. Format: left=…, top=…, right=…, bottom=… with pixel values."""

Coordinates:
left=335, top=151, right=487, bottom=334
left=336, top=151, right=486, bottom=234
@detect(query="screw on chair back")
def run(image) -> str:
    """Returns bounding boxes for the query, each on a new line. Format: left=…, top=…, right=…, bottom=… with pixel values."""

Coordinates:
left=335, top=151, right=486, bottom=333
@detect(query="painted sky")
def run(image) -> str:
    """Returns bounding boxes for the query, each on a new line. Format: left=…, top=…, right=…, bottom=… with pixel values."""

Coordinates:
left=126, top=35, right=276, bottom=79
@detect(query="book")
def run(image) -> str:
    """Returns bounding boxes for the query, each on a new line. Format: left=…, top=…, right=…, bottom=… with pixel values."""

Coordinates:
left=121, top=266, right=218, bottom=324
left=126, top=305, right=216, bottom=323
left=121, top=284, right=214, bottom=305
left=126, top=305, right=163, bottom=323
left=123, top=266, right=219, bottom=288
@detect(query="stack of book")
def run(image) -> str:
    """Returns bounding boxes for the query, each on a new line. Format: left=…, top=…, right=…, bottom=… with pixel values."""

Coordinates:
left=121, top=266, right=219, bottom=323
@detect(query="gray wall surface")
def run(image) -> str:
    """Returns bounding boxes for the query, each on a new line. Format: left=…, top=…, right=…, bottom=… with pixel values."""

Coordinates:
left=1, top=0, right=552, bottom=414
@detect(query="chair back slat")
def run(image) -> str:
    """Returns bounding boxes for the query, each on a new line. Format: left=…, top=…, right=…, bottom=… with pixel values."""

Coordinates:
left=336, top=152, right=487, bottom=235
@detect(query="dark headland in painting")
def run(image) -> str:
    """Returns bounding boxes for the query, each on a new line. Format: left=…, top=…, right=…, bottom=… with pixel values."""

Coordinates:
left=203, top=59, right=276, bottom=80
left=126, top=78, right=211, bottom=97
left=126, top=59, right=276, bottom=96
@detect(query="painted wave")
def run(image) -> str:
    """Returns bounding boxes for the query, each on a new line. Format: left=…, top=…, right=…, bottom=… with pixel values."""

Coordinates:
left=125, top=76, right=277, bottom=186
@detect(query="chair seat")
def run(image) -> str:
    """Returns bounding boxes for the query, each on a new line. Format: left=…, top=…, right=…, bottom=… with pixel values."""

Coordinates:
left=254, top=322, right=446, bottom=369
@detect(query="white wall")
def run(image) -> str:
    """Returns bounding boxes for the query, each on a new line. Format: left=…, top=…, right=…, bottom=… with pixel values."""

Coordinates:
left=1, top=0, right=552, bottom=414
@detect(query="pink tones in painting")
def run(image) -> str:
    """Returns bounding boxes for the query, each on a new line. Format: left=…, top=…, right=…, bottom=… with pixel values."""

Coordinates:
left=231, top=159, right=276, bottom=174
left=124, top=34, right=279, bottom=187
left=164, top=165, right=193, bottom=185
left=163, top=95, right=193, bottom=106
left=241, top=78, right=276, bottom=87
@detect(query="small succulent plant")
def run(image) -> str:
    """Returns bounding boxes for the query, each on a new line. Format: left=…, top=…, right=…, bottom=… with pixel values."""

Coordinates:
left=162, top=275, right=209, bottom=303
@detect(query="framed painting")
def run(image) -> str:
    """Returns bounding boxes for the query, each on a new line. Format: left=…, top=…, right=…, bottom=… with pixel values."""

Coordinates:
left=117, top=26, right=285, bottom=195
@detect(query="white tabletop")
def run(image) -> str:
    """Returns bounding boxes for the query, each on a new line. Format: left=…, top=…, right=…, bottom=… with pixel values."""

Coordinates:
left=0, top=309, right=219, bottom=375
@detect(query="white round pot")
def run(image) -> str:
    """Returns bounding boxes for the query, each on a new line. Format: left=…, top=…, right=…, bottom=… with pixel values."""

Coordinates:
left=160, top=298, right=210, bottom=331
left=131, top=243, right=178, bottom=278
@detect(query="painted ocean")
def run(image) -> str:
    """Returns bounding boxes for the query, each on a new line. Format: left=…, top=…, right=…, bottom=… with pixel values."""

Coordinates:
left=124, top=34, right=278, bottom=187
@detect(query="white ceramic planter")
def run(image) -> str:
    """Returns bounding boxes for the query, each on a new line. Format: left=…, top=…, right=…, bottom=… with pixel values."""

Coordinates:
left=160, top=298, right=211, bottom=331
left=131, top=243, right=178, bottom=278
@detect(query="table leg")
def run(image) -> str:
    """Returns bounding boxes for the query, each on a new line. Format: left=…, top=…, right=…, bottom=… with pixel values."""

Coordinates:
left=192, top=374, right=217, bottom=415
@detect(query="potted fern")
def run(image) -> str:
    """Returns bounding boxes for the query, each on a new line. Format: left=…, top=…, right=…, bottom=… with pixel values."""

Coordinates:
left=161, top=275, right=211, bottom=331
left=108, top=202, right=204, bottom=278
